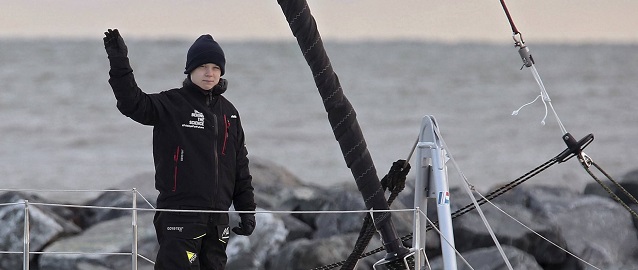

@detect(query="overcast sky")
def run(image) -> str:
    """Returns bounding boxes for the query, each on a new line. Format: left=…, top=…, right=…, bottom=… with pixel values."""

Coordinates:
left=2, top=0, right=638, bottom=43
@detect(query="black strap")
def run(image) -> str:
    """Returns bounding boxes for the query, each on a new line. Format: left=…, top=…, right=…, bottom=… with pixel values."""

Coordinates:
left=499, top=0, right=520, bottom=35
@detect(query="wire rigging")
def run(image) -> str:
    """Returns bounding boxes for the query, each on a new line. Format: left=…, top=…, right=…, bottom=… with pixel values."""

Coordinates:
left=437, top=128, right=515, bottom=270
left=499, top=0, right=567, bottom=135
left=476, top=192, right=603, bottom=270
left=499, top=0, right=638, bottom=221
left=306, top=1, right=638, bottom=269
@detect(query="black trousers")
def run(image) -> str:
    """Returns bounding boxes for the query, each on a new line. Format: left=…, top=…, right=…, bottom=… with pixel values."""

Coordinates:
left=153, top=211, right=230, bottom=270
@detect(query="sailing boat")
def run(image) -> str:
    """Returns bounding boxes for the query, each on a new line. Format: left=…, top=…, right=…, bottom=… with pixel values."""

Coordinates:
left=1, top=0, right=638, bottom=270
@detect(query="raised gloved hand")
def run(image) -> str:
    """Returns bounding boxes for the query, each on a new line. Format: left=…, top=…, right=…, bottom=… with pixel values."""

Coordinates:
left=232, top=214, right=255, bottom=236
left=103, top=29, right=128, bottom=58
left=103, top=29, right=132, bottom=78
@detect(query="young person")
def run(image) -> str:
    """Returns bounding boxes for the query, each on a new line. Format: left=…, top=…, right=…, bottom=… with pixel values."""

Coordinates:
left=103, top=29, right=256, bottom=270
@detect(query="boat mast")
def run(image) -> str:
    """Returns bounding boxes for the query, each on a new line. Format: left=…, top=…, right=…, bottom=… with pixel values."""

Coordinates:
left=413, top=116, right=458, bottom=270
left=276, top=0, right=411, bottom=266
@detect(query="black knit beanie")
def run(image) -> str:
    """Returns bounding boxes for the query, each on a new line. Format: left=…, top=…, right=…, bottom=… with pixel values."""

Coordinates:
left=184, top=34, right=226, bottom=75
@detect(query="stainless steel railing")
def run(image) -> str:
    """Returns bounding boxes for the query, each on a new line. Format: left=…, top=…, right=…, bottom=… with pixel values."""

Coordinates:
left=0, top=188, right=422, bottom=270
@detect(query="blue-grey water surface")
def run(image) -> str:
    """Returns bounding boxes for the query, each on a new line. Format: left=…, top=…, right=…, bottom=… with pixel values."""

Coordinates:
left=1, top=39, right=636, bottom=202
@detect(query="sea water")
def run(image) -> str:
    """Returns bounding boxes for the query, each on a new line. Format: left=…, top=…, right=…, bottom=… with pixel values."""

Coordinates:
left=1, top=39, right=636, bottom=202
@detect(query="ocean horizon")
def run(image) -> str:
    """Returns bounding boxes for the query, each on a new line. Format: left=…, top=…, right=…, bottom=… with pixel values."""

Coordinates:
left=1, top=39, right=636, bottom=202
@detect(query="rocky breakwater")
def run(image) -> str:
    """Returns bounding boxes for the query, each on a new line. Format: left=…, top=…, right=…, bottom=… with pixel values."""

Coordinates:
left=1, top=158, right=637, bottom=270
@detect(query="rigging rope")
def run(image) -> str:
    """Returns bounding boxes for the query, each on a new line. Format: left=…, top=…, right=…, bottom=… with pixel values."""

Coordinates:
left=499, top=0, right=638, bottom=221
left=310, top=142, right=574, bottom=270
left=303, top=1, right=636, bottom=268
left=421, top=209, right=474, bottom=270
left=476, top=192, right=602, bottom=270
left=499, top=0, right=520, bottom=35
left=440, top=131, right=514, bottom=270
left=337, top=160, right=410, bottom=270
left=499, top=0, right=568, bottom=135
left=336, top=141, right=416, bottom=270
left=573, top=151, right=638, bottom=221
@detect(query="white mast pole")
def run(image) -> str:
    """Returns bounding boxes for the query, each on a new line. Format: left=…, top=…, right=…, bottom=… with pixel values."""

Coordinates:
left=414, top=115, right=458, bottom=270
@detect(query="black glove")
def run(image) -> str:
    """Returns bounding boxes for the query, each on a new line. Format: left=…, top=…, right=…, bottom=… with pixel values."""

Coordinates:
left=103, top=29, right=132, bottom=77
left=232, top=214, right=255, bottom=236
left=103, top=29, right=128, bottom=58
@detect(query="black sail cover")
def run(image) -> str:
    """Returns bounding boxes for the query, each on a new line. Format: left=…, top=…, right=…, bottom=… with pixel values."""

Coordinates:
left=277, top=0, right=408, bottom=257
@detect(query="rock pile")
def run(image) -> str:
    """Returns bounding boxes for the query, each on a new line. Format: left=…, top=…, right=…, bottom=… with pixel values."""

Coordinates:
left=1, top=158, right=637, bottom=270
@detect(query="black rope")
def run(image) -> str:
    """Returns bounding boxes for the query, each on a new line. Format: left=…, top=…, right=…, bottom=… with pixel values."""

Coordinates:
left=560, top=132, right=638, bottom=220
left=277, top=0, right=634, bottom=268
left=350, top=158, right=560, bottom=267
left=338, top=161, right=410, bottom=270
left=499, top=0, right=638, bottom=252
left=308, top=161, right=410, bottom=270
left=453, top=158, right=557, bottom=218
left=310, top=123, right=632, bottom=270
left=584, top=162, right=638, bottom=221
left=498, top=0, right=637, bottom=224
left=591, top=162, right=638, bottom=205
left=310, top=152, right=562, bottom=270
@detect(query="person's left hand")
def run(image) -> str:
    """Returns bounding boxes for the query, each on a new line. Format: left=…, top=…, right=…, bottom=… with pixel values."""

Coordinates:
left=103, top=29, right=128, bottom=58
left=232, top=214, right=255, bottom=236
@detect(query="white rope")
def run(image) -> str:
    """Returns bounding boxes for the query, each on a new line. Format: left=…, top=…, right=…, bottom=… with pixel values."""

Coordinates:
left=423, top=248, right=432, bottom=270
left=456, top=175, right=514, bottom=270
left=0, top=182, right=602, bottom=269
left=24, top=201, right=413, bottom=215
left=0, top=251, right=22, bottom=254
left=2, top=191, right=415, bottom=269
left=134, top=189, right=156, bottom=209
left=474, top=192, right=602, bottom=270
left=137, top=254, right=156, bottom=265
left=0, top=188, right=130, bottom=193
left=434, top=128, right=515, bottom=270
left=512, top=93, right=542, bottom=117
left=0, top=188, right=157, bottom=208
left=418, top=208, right=473, bottom=270
left=434, top=125, right=603, bottom=269
left=512, top=63, right=568, bottom=135
left=0, top=202, right=22, bottom=207
left=28, top=251, right=131, bottom=256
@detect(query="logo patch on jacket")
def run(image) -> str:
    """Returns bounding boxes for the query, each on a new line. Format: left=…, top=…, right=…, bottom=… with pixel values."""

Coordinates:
left=186, top=250, right=197, bottom=264
left=220, top=227, right=230, bottom=243
left=182, top=110, right=205, bottom=129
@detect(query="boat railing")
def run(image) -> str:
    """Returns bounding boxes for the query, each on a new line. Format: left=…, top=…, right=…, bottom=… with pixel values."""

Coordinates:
left=0, top=188, right=426, bottom=270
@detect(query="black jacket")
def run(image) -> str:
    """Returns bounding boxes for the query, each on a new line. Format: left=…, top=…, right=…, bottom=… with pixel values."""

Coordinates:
left=108, top=67, right=255, bottom=214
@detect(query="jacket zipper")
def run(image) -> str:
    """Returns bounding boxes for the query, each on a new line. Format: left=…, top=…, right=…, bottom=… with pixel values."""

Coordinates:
left=206, top=92, right=212, bottom=106
left=222, top=115, right=230, bottom=155
left=172, top=146, right=181, bottom=192
left=212, top=114, right=219, bottom=207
